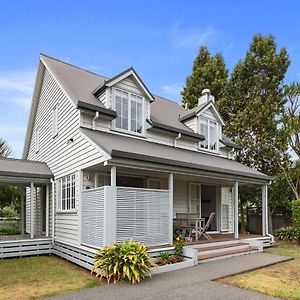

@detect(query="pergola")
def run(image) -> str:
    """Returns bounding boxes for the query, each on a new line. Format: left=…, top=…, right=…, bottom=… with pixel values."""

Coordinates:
left=0, top=157, right=53, bottom=238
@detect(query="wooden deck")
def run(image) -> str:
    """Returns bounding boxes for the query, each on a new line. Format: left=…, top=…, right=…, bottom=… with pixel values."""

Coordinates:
left=148, top=233, right=264, bottom=250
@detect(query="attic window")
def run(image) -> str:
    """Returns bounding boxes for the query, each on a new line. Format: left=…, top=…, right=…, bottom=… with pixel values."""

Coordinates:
left=199, top=117, right=218, bottom=151
left=115, top=88, right=143, bottom=134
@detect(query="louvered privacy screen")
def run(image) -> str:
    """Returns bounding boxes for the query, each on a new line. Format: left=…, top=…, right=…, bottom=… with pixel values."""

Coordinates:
left=116, top=187, right=170, bottom=246
left=221, top=187, right=232, bottom=231
left=81, top=187, right=104, bottom=248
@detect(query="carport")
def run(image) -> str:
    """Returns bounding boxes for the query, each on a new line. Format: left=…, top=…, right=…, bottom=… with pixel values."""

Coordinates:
left=0, top=157, right=53, bottom=239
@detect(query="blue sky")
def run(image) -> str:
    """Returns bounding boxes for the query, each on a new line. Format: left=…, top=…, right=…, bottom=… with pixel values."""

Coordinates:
left=1, top=0, right=300, bottom=158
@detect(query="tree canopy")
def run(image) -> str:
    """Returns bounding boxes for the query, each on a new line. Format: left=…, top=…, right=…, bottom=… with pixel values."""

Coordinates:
left=0, top=138, right=11, bottom=158
left=181, top=46, right=228, bottom=109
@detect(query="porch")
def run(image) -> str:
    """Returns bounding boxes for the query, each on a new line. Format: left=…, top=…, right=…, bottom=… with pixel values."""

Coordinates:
left=80, top=164, right=272, bottom=250
left=0, top=157, right=53, bottom=253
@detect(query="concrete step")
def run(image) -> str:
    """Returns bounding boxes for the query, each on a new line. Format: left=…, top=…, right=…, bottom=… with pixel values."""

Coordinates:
left=197, top=242, right=250, bottom=256
left=198, top=247, right=258, bottom=263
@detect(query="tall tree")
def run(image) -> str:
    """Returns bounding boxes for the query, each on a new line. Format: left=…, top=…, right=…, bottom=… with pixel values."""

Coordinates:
left=220, top=35, right=290, bottom=232
left=222, top=34, right=290, bottom=176
left=181, top=46, right=229, bottom=109
left=0, top=138, right=11, bottom=157
left=282, top=82, right=300, bottom=159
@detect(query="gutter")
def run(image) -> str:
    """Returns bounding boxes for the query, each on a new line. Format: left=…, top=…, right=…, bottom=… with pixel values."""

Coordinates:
left=92, top=111, right=100, bottom=130
left=174, top=133, right=182, bottom=147
left=77, top=101, right=117, bottom=118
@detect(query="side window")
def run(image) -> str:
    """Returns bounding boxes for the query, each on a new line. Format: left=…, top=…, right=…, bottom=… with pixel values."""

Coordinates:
left=52, top=105, right=58, bottom=137
left=56, top=173, right=76, bottom=212
left=35, top=126, right=40, bottom=153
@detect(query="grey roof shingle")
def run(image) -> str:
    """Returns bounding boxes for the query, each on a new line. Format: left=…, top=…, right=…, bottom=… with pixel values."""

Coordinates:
left=81, top=128, right=272, bottom=182
left=0, top=157, right=53, bottom=178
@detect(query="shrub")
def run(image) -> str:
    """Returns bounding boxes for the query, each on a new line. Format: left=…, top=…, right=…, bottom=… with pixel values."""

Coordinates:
left=174, top=234, right=185, bottom=261
left=0, top=227, right=20, bottom=235
left=92, top=240, right=154, bottom=284
left=274, top=226, right=299, bottom=241
left=159, top=252, right=172, bottom=265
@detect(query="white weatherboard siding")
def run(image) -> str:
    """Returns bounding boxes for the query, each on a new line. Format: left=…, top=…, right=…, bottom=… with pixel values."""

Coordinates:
left=26, top=68, right=105, bottom=245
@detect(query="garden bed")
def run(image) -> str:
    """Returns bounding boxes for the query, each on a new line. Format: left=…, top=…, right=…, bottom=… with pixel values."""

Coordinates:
left=151, top=257, right=194, bottom=274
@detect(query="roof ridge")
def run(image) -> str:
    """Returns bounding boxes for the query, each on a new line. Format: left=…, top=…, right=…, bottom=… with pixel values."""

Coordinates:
left=40, top=53, right=108, bottom=79
left=0, top=156, right=48, bottom=165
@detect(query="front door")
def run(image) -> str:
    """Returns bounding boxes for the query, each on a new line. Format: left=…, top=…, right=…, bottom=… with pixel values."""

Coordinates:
left=189, top=183, right=201, bottom=215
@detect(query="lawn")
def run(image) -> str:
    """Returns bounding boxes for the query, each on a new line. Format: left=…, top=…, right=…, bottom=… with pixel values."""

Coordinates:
left=219, top=241, right=300, bottom=300
left=0, top=256, right=101, bottom=300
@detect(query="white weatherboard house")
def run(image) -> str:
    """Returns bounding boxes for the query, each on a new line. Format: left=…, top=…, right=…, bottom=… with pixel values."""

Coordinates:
left=0, top=54, right=273, bottom=268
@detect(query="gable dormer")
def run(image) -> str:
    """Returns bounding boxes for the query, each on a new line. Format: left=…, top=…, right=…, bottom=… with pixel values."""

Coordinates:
left=93, top=68, right=154, bottom=135
left=179, top=89, right=225, bottom=153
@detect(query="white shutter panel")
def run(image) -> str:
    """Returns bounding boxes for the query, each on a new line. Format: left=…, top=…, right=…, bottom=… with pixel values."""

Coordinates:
left=81, top=187, right=105, bottom=248
left=221, top=187, right=232, bottom=231
left=116, top=187, right=170, bottom=246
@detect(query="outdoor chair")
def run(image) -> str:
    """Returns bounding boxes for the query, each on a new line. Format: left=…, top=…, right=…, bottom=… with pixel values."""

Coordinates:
left=197, top=212, right=215, bottom=240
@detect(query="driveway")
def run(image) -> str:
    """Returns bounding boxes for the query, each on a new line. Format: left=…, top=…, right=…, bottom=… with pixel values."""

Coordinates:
left=47, top=253, right=292, bottom=300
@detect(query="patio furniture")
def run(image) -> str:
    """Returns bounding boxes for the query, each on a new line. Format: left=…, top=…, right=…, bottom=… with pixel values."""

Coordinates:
left=195, top=212, right=215, bottom=240
left=173, top=213, right=205, bottom=239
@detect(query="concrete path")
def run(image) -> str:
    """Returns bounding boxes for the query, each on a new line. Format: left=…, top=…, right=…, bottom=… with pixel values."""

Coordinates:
left=47, top=253, right=292, bottom=300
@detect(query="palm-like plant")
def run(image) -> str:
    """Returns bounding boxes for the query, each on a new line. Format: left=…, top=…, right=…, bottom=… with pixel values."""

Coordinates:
left=0, top=138, right=11, bottom=157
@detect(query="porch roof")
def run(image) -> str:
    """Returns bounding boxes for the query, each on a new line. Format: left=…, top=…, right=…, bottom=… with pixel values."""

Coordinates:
left=80, top=128, right=273, bottom=183
left=0, top=157, right=53, bottom=184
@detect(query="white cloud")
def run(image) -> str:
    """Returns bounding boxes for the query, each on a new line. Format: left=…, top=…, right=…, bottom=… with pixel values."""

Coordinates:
left=171, top=23, right=219, bottom=49
left=0, top=69, right=35, bottom=109
left=160, top=83, right=183, bottom=97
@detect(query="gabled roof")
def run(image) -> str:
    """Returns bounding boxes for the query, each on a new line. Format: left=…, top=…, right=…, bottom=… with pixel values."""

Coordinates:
left=179, top=100, right=225, bottom=126
left=80, top=127, right=272, bottom=183
left=93, top=67, right=155, bottom=102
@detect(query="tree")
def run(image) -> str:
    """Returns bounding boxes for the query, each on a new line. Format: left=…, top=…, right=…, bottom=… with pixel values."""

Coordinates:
left=222, top=34, right=290, bottom=176
left=220, top=35, right=290, bottom=233
left=280, top=160, right=300, bottom=200
left=282, top=82, right=300, bottom=159
left=181, top=46, right=229, bottom=109
left=0, top=138, right=11, bottom=157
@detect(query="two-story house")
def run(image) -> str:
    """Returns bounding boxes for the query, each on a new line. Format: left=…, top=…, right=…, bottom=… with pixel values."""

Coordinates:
left=0, top=54, right=273, bottom=266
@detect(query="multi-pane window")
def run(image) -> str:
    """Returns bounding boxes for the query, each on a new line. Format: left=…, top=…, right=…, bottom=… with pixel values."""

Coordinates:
left=115, top=89, right=143, bottom=134
left=52, top=105, right=58, bottom=137
left=56, top=173, right=76, bottom=211
left=199, top=117, right=218, bottom=151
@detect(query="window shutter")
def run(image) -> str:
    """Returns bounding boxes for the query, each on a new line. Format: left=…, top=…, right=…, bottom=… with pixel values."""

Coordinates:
left=221, top=187, right=232, bottom=231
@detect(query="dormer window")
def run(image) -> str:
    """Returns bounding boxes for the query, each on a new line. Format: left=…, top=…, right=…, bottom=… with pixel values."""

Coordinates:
left=199, top=117, right=218, bottom=151
left=115, top=88, right=144, bottom=134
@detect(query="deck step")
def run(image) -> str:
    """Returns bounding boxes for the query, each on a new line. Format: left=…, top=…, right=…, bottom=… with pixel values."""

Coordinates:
left=197, top=242, right=248, bottom=252
left=198, top=247, right=258, bottom=261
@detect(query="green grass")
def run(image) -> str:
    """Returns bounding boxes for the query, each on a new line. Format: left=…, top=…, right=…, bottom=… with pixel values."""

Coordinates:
left=0, top=256, right=101, bottom=300
left=219, top=241, right=300, bottom=300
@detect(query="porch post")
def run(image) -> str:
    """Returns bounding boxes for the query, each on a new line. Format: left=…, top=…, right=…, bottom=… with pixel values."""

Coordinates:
left=103, top=166, right=117, bottom=246
left=168, top=173, right=174, bottom=245
left=30, top=182, right=35, bottom=239
left=234, top=181, right=239, bottom=239
left=45, top=184, right=50, bottom=237
left=262, top=185, right=268, bottom=236
left=20, top=187, right=25, bottom=236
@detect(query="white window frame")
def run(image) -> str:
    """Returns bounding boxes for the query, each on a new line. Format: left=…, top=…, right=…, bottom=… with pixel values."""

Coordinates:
left=35, top=126, right=40, bottom=153
left=198, top=116, right=219, bottom=153
left=56, top=173, right=76, bottom=212
left=52, top=104, right=58, bottom=137
left=113, top=87, right=145, bottom=135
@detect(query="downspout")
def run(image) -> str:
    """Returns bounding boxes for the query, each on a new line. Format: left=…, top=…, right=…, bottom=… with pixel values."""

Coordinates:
left=92, top=111, right=100, bottom=130
left=174, top=133, right=182, bottom=147
left=51, top=179, right=55, bottom=245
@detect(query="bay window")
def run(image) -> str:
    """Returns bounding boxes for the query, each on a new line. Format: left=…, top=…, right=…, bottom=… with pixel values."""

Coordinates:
left=199, top=117, right=218, bottom=152
left=56, top=173, right=76, bottom=212
left=115, top=89, right=143, bottom=134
